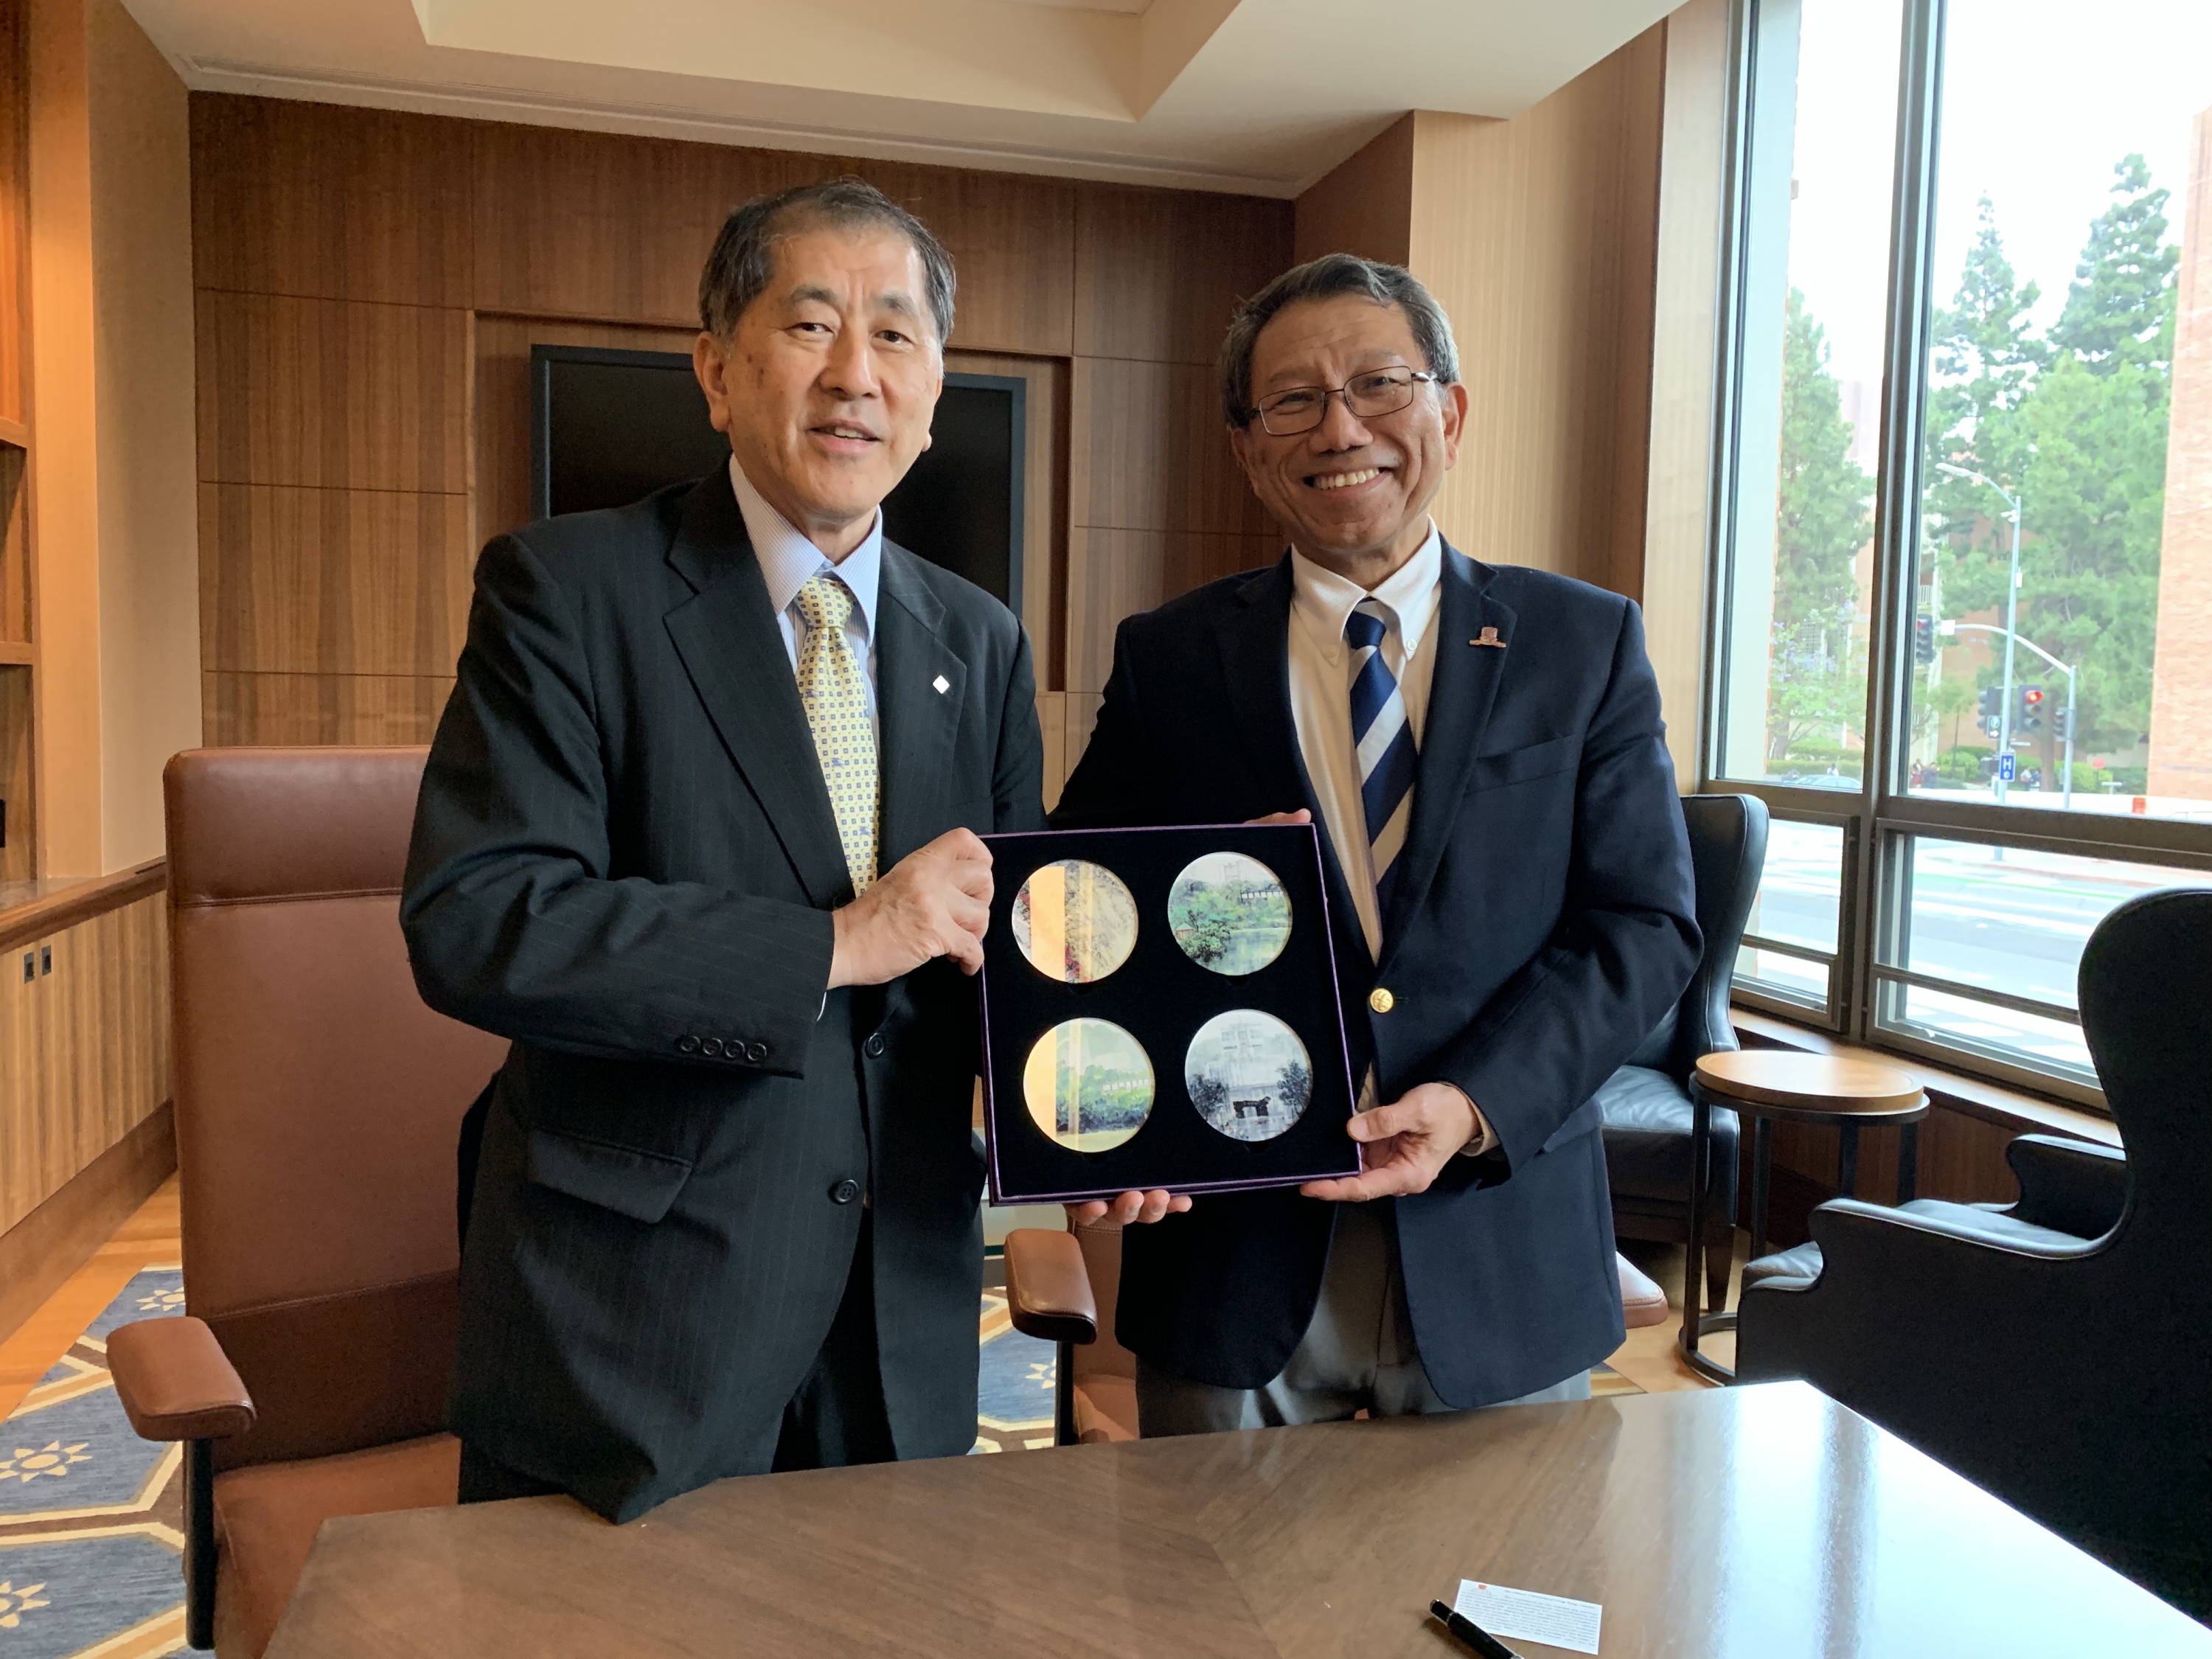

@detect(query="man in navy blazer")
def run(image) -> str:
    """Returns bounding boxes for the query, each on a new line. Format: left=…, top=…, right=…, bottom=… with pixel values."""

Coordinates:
left=1052, top=254, right=1700, bottom=1430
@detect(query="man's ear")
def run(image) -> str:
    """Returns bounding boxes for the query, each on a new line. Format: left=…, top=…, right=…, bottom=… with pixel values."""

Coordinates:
left=693, top=331, right=734, bottom=436
left=1228, top=422, right=1258, bottom=486
left=1436, top=380, right=1470, bottom=470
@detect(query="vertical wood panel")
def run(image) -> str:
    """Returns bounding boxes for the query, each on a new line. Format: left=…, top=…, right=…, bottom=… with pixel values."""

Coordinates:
left=201, top=671, right=453, bottom=747
left=1071, top=357, right=1272, bottom=538
left=1074, top=186, right=1293, bottom=365
left=190, top=95, right=472, bottom=308
left=0, top=441, right=26, bottom=641
left=0, top=664, right=29, bottom=884
left=0, top=0, right=26, bottom=427
left=860, top=163, right=1076, bottom=356
left=198, top=483, right=473, bottom=677
left=1294, top=116, right=1416, bottom=268
left=0, top=890, right=165, bottom=1237
left=195, top=291, right=469, bottom=493
left=470, top=122, right=833, bottom=325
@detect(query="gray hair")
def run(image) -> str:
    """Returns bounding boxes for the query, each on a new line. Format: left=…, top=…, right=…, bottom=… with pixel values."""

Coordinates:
left=698, top=177, right=956, bottom=345
left=1218, top=253, right=1460, bottom=428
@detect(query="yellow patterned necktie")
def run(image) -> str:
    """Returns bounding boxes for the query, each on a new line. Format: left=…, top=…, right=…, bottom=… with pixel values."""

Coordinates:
left=793, top=571, right=880, bottom=893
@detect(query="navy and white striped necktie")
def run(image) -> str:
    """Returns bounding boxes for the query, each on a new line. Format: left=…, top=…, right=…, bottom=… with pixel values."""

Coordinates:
left=1344, top=598, right=1419, bottom=917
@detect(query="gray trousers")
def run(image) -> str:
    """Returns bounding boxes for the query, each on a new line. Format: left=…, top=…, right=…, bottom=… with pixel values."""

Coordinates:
left=1135, top=1202, right=1592, bottom=1436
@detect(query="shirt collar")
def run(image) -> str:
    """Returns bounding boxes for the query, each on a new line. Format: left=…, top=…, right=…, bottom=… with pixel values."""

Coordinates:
left=1288, top=521, right=1444, bottom=662
left=728, top=456, right=882, bottom=640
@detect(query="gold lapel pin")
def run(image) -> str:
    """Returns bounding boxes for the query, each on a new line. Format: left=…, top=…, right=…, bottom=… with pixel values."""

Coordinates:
left=1471, top=626, right=1506, bottom=647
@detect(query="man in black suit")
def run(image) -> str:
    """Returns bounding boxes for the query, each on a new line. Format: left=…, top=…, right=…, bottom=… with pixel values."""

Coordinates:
left=403, top=179, right=1047, bottom=1520
left=1053, top=254, right=1700, bottom=1430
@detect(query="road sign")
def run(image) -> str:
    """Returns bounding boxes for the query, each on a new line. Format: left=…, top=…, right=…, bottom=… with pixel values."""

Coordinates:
left=1998, top=754, right=2017, bottom=784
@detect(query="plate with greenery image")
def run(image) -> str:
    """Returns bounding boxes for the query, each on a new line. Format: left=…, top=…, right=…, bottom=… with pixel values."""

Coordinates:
left=1167, top=852, right=1293, bottom=976
left=1183, top=1010, right=1312, bottom=1144
left=1022, top=1018, right=1156, bottom=1152
left=1011, top=860, right=1140, bottom=983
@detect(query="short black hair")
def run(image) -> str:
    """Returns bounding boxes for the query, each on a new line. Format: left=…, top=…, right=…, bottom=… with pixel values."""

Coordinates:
left=698, top=176, right=956, bottom=344
left=1218, top=253, right=1460, bottom=427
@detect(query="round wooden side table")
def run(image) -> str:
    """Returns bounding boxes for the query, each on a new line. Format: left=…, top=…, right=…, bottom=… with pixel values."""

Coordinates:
left=1680, top=1049, right=1929, bottom=1385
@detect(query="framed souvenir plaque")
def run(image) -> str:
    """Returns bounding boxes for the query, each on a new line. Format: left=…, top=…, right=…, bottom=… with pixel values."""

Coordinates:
left=978, top=823, right=1360, bottom=1204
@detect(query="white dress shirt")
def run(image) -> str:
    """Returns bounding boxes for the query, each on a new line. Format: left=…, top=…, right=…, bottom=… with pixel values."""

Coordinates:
left=729, top=457, right=883, bottom=734
left=1286, top=523, right=1492, bottom=1153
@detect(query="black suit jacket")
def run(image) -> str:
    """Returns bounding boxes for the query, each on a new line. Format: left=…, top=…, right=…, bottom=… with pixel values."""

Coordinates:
left=402, top=467, right=1044, bottom=1521
left=1053, top=544, right=1697, bottom=1404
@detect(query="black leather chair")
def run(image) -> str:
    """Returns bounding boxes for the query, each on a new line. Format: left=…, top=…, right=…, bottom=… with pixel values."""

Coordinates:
left=1738, top=888, right=2212, bottom=1618
left=1597, top=793, right=1769, bottom=1316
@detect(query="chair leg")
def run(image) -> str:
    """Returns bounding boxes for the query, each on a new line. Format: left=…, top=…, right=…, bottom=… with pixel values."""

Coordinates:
left=184, top=1439, right=217, bottom=1649
left=1704, top=1226, right=1733, bottom=1316
left=1054, top=1339, right=1077, bottom=1447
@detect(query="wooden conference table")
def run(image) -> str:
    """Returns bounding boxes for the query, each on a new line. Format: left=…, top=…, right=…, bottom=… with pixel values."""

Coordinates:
left=265, top=1382, right=2208, bottom=1658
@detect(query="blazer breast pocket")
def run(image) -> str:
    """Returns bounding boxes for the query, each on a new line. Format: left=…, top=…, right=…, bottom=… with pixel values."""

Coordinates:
left=526, top=1126, right=694, bottom=1225
left=1470, top=732, right=1583, bottom=792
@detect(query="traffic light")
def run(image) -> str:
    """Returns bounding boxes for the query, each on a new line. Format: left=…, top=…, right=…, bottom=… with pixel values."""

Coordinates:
left=2017, top=684, right=2045, bottom=734
left=1976, top=686, right=2003, bottom=737
left=1914, top=615, right=1935, bottom=665
left=2052, top=706, right=2071, bottom=741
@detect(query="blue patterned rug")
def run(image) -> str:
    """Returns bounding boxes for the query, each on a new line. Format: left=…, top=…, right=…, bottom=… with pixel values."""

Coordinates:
left=0, top=1266, right=189, bottom=1658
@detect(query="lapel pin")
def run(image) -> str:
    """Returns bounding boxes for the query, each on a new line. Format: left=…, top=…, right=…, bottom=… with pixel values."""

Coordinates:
left=931, top=674, right=950, bottom=694
left=1471, top=627, right=1506, bottom=648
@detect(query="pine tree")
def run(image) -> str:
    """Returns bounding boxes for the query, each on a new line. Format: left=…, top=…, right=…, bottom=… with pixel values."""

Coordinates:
left=1767, top=288, right=1874, bottom=761
left=2051, top=154, right=2180, bottom=375
left=1922, top=198, right=2042, bottom=549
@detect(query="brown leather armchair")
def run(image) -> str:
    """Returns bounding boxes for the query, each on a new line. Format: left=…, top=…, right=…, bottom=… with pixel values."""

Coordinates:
left=1004, top=1223, right=1669, bottom=1444
left=105, top=748, right=509, bottom=1656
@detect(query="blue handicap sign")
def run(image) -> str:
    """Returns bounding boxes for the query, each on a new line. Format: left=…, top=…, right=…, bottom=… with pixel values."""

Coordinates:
left=1998, top=754, right=2017, bottom=783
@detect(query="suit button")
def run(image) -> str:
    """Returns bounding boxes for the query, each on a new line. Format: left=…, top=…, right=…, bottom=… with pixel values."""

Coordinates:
left=1368, top=987, right=1396, bottom=1015
left=744, top=1040, right=768, bottom=1062
left=701, top=1037, right=724, bottom=1057
left=829, top=1178, right=862, bottom=1205
left=676, top=1034, right=700, bottom=1054
left=863, top=1033, right=886, bottom=1058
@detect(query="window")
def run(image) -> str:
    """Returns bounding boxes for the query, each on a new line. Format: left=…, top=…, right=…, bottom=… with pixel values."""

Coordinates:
left=1708, top=0, right=2212, bottom=1104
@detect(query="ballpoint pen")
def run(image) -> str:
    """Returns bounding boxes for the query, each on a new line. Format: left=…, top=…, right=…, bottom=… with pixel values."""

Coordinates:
left=1429, top=1599, right=1526, bottom=1659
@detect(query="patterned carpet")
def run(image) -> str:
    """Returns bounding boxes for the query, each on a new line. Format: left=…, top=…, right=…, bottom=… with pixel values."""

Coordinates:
left=0, top=1267, right=189, bottom=1659
left=0, top=1271, right=1630, bottom=1654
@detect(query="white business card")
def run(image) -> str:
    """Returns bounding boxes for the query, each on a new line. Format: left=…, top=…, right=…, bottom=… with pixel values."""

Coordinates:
left=1453, top=1579, right=1604, bottom=1655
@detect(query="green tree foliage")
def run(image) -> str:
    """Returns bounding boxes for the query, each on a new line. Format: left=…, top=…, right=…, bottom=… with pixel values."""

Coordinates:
left=1922, top=156, right=2176, bottom=754
left=1767, top=288, right=1874, bottom=761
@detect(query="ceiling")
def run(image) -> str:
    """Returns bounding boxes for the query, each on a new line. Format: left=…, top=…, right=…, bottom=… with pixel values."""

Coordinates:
left=123, top=0, right=1679, bottom=197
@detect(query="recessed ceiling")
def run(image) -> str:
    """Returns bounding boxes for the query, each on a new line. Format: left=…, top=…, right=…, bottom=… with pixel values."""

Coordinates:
left=123, top=0, right=1678, bottom=196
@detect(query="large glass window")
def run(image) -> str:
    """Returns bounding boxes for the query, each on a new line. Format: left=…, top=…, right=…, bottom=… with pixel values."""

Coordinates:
left=1708, top=0, right=2212, bottom=1104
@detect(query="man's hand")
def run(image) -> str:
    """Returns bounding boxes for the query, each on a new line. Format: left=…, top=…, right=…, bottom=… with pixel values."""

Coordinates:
left=1246, top=809, right=1313, bottom=827
left=1301, top=1082, right=1481, bottom=1202
left=1065, top=1190, right=1193, bottom=1227
left=827, top=829, right=993, bottom=987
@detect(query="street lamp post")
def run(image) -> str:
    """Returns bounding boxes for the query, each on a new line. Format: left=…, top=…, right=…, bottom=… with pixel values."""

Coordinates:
left=1935, top=464, right=2024, bottom=802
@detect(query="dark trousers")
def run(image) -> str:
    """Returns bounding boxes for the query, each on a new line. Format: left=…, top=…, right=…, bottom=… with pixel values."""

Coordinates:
left=459, top=1212, right=897, bottom=1506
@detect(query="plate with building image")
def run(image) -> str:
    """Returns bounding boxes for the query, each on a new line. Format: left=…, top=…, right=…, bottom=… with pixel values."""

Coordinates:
left=1183, top=1010, right=1312, bottom=1143
left=1022, top=1018, right=1156, bottom=1152
left=1012, top=860, right=1139, bottom=983
left=1166, top=852, right=1293, bottom=976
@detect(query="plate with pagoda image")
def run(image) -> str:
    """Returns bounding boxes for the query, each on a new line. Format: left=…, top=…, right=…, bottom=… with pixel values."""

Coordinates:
left=1011, top=860, right=1139, bottom=983
left=1183, top=1010, right=1312, bottom=1143
left=1022, top=1018, right=1156, bottom=1152
left=1166, top=852, right=1293, bottom=976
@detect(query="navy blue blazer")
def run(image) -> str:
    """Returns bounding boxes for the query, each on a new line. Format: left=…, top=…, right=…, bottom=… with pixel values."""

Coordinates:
left=1052, top=543, right=1698, bottom=1404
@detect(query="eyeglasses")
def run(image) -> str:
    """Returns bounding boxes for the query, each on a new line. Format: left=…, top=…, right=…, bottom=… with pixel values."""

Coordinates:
left=1249, top=368, right=1441, bottom=435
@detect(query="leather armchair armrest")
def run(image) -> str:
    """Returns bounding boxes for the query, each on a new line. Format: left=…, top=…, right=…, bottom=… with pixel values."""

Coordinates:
left=2005, top=1134, right=2126, bottom=1239
left=107, top=1317, right=257, bottom=1441
left=1003, top=1228, right=1097, bottom=1345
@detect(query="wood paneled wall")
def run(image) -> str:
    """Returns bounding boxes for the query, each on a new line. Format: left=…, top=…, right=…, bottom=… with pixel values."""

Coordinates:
left=0, top=884, right=169, bottom=1237
left=192, top=95, right=1294, bottom=785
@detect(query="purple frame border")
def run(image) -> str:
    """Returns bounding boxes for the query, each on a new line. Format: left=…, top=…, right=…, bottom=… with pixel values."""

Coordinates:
left=978, top=822, right=1363, bottom=1205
